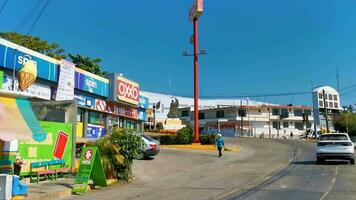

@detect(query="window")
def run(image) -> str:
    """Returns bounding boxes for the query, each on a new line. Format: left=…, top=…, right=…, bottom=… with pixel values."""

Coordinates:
left=272, top=109, right=280, bottom=116
left=334, top=102, right=338, bottom=108
left=88, top=111, right=105, bottom=125
left=273, top=121, right=279, bottom=129
left=294, top=122, right=304, bottom=130
left=283, top=122, right=289, bottom=128
left=328, top=94, right=333, bottom=100
left=198, top=112, right=205, bottom=119
left=329, top=102, right=333, bottom=108
left=318, top=93, right=323, bottom=99
left=294, top=109, right=303, bottom=116
left=216, top=110, right=224, bottom=118
left=280, top=109, right=289, bottom=118
left=334, top=95, right=338, bottom=101
left=304, top=109, right=311, bottom=116
left=181, top=110, right=189, bottom=117
left=319, top=101, right=323, bottom=107
left=306, top=122, right=312, bottom=128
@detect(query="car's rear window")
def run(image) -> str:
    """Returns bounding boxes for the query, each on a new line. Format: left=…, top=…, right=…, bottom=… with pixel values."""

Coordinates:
left=142, top=134, right=155, bottom=141
left=320, top=134, right=348, bottom=141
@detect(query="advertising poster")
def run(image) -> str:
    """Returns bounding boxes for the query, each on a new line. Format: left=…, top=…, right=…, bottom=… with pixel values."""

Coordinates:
left=74, top=68, right=109, bottom=97
left=56, top=59, right=75, bottom=101
left=116, top=76, right=139, bottom=105
left=18, top=121, right=73, bottom=175
left=138, top=108, right=147, bottom=121
left=0, top=39, right=59, bottom=82
left=86, top=124, right=106, bottom=139
left=1, top=74, right=51, bottom=100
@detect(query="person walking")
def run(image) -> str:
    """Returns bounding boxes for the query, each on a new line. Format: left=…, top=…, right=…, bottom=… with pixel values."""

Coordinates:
left=215, top=133, right=225, bottom=157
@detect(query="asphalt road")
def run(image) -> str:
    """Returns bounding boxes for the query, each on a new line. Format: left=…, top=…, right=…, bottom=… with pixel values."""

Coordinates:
left=62, top=138, right=356, bottom=200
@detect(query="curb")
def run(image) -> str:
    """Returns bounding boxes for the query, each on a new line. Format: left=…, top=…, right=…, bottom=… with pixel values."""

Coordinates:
left=26, top=187, right=72, bottom=200
left=161, top=144, right=240, bottom=152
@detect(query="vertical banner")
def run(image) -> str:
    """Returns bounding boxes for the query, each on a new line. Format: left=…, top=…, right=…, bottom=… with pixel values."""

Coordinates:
left=72, top=146, right=107, bottom=193
left=56, top=59, right=75, bottom=101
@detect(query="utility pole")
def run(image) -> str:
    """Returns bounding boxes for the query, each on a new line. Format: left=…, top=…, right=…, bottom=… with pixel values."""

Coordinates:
left=153, top=103, right=156, bottom=130
left=322, top=89, right=330, bottom=132
left=337, top=65, right=340, bottom=93
left=268, top=105, right=271, bottom=139
left=240, top=100, right=244, bottom=136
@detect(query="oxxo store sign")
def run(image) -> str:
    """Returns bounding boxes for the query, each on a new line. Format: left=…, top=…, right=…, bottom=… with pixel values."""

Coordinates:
left=117, top=76, right=139, bottom=105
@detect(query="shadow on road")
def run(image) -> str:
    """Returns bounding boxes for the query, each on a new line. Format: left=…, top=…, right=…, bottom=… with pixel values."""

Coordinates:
left=292, top=160, right=350, bottom=165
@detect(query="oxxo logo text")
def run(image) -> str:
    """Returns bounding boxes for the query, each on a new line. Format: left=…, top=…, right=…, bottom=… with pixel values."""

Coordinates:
left=18, top=54, right=37, bottom=66
left=117, top=80, right=139, bottom=101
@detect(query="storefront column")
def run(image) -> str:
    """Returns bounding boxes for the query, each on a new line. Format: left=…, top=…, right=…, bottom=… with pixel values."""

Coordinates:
left=83, top=109, right=88, bottom=138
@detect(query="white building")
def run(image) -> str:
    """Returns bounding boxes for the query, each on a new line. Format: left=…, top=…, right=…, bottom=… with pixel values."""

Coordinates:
left=312, top=85, right=341, bottom=131
left=178, top=105, right=313, bottom=138
left=140, top=91, right=274, bottom=123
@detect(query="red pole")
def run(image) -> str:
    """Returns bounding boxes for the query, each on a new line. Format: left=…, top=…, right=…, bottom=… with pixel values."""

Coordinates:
left=193, top=19, right=200, bottom=143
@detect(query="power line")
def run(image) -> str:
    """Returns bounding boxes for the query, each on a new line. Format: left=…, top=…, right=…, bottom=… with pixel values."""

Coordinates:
left=340, top=83, right=356, bottom=92
left=13, top=0, right=44, bottom=32
left=0, top=0, right=8, bottom=14
left=26, top=0, right=50, bottom=35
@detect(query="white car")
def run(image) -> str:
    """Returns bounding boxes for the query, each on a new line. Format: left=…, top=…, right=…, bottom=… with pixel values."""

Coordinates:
left=316, top=133, right=355, bottom=164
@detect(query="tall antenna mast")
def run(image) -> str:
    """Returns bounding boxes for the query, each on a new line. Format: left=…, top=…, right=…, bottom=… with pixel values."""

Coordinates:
left=336, top=65, right=340, bottom=93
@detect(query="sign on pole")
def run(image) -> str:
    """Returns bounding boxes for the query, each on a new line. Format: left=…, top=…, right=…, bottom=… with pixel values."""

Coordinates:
left=56, top=59, right=75, bottom=101
left=189, top=0, right=203, bottom=21
left=72, top=146, right=107, bottom=193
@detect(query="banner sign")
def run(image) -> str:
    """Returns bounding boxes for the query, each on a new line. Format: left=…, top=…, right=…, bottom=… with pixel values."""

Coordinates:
left=138, top=95, right=149, bottom=109
left=116, top=76, right=139, bottom=105
left=56, top=59, right=75, bottom=101
left=72, top=146, right=107, bottom=193
left=75, top=68, right=109, bottom=97
left=0, top=71, right=3, bottom=89
left=86, top=124, right=106, bottom=139
left=74, top=93, right=107, bottom=113
left=107, top=103, right=138, bottom=119
left=18, top=121, right=73, bottom=174
left=1, top=74, right=51, bottom=100
left=189, top=0, right=203, bottom=21
left=138, top=108, right=147, bottom=121
left=0, top=39, right=59, bottom=82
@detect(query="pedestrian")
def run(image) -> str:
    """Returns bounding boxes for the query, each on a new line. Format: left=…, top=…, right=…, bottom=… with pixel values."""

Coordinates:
left=13, top=154, right=24, bottom=176
left=215, top=133, right=225, bottom=157
left=290, top=131, right=293, bottom=139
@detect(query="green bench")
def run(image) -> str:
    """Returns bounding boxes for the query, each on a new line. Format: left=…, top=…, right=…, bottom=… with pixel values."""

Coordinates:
left=30, top=160, right=70, bottom=183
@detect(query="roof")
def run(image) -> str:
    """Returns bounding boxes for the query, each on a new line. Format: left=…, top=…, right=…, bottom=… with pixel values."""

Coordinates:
left=313, top=85, right=338, bottom=94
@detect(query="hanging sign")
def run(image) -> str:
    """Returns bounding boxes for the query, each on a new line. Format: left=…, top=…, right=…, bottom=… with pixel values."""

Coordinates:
left=72, top=146, right=107, bottom=193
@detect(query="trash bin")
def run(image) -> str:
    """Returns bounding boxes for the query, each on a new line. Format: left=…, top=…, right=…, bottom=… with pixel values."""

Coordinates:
left=0, top=174, right=13, bottom=200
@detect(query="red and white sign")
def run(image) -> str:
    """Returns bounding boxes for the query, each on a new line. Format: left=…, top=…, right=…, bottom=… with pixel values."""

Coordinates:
left=117, top=76, right=139, bottom=105
left=84, top=149, right=93, bottom=160
left=95, top=99, right=107, bottom=111
left=189, top=0, right=203, bottom=21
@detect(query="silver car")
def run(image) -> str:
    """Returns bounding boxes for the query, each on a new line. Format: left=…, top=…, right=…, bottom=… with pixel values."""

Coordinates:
left=139, top=134, right=160, bottom=159
left=316, top=133, right=355, bottom=164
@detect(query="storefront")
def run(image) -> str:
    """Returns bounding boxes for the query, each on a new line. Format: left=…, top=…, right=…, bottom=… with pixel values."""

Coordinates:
left=105, top=73, right=141, bottom=131
left=73, top=68, right=109, bottom=140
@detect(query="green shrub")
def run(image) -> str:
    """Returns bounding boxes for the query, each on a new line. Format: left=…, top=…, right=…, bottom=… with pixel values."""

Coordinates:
left=159, top=134, right=177, bottom=144
left=200, top=134, right=216, bottom=145
left=176, top=126, right=193, bottom=144
left=95, top=128, right=142, bottom=182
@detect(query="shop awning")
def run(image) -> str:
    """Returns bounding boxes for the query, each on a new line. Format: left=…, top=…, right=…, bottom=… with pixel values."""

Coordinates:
left=0, top=96, right=46, bottom=142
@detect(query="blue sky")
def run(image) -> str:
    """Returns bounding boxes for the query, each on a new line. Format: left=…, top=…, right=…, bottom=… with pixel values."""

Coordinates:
left=1, top=0, right=356, bottom=106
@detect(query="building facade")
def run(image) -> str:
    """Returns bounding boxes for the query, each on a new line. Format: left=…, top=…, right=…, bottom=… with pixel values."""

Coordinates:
left=312, top=85, right=341, bottom=132
left=178, top=105, right=314, bottom=138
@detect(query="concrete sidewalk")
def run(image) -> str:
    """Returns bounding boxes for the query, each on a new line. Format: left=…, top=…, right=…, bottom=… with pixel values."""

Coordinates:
left=25, top=178, right=74, bottom=200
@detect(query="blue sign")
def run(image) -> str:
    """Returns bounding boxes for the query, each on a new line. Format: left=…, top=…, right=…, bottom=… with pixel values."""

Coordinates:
left=0, top=41, right=58, bottom=82
left=86, top=124, right=106, bottom=139
left=74, top=93, right=95, bottom=109
left=138, top=95, right=149, bottom=109
left=138, top=108, right=147, bottom=121
left=75, top=69, right=109, bottom=97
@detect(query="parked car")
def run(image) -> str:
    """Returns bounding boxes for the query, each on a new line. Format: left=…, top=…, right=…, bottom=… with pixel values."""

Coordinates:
left=139, top=134, right=160, bottom=159
left=316, top=133, right=355, bottom=164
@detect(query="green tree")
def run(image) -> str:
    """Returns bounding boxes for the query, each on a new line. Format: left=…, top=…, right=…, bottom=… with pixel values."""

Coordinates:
left=333, top=112, right=356, bottom=136
left=0, top=32, right=66, bottom=59
left=68, top=53, right=104, bottom=76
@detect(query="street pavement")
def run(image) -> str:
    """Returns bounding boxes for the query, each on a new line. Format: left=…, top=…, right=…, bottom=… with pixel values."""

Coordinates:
left=61, top=138, right=356, bottom=200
